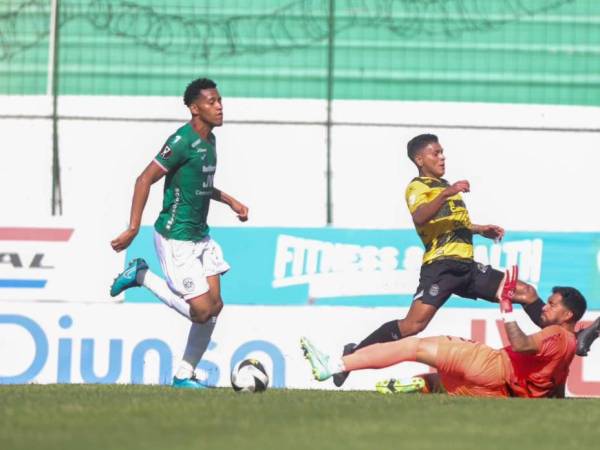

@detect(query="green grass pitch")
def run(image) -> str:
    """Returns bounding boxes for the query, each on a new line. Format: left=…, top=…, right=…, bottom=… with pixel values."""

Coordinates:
left=1, top=385, right=599, bottom=450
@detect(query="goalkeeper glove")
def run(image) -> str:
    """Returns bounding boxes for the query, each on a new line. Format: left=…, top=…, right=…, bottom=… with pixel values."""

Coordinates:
left=500, top=265, right=518, bottom=322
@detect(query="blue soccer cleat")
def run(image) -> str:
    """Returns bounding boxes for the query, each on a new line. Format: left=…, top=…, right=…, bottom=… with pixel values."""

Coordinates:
left=110, top=258, right=148, bottom=297
left=172, top=376, right=209, bottom=390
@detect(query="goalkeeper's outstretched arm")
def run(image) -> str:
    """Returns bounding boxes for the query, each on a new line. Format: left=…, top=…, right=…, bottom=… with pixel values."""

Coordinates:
left=500, top=265, right=540, bottom=353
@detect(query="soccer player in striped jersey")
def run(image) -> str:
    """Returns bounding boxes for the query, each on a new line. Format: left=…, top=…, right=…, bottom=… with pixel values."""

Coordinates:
left=302, top=266, right=586, bottom=398
left=333, top=133, right=596, bottom=387
left=110, top=78, right=248, bottom=389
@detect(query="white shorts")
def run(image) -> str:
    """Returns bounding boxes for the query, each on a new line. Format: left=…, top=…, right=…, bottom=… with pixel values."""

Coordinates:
left=154, top=231, right=230, bottom=300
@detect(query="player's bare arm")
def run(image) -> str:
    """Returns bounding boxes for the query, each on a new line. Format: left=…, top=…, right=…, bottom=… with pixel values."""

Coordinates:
left=471, top=224, right=505, bottom=241
left=110, top=161, right=166, bottom=252
left=211, top=188, right=249, bottom=222
left=411, top=180, right=470, bottom=226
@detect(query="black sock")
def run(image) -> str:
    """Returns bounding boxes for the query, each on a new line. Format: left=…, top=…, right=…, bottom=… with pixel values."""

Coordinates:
left=524, top=298, right=545, bottom=328
left=353, top=320, right=402, bottom=352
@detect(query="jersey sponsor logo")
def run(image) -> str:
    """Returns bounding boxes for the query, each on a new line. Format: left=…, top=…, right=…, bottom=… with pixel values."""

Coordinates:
left=166, top=188, right=181, bottom=230
left=202, top=174, right=215, bottom=190
left=159, top=145, right=172, bottom=159
left=197, top=148, right=207, bottom=153
left=191, top=138, right=201, bottom=148
left=202, top=165, right=216, bottom=173
left=197, top=147, right=208, bottom=160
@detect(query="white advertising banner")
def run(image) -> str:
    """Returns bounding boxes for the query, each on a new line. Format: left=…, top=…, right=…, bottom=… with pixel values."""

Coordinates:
left=0, top=224, right=122, bottom=303
left=1, top=302, right=599, bottom=397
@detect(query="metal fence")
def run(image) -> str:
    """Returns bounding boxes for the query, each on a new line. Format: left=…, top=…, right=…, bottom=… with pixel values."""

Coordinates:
left=2, top=0, right=600, bottom=105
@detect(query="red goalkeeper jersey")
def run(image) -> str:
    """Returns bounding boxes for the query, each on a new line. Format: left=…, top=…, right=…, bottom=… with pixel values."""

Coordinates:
left=502, top=325, right=576, bottom=398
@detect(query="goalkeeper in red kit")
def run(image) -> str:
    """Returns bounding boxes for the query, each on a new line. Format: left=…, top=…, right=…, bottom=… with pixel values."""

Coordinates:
left=301, top=266, right=586, bottom=398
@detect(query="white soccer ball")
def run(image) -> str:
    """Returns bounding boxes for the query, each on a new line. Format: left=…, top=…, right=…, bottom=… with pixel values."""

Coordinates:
left=231, top=358, right=269, bottom=393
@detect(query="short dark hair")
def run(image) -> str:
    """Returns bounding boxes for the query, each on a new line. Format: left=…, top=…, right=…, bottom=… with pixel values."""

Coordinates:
left=184, top=78, right=217, bottom=106
left=553, top=286, right=587, bottom=322
left=407, top=134, right=438, bottom=163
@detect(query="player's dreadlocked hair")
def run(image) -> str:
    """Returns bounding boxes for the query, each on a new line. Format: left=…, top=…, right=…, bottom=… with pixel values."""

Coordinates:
left=553, top=286, right=587, bottom=323
left=407, top=134, right=439, bottom=163
left=183, top=78, right=217, bottom=106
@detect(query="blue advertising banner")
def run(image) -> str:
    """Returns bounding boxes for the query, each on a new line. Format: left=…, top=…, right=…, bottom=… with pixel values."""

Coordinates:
left=125, top=227, right=600, bottom=310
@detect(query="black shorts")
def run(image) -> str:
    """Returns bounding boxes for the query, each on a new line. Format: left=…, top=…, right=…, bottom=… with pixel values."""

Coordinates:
left=413, top=259, right=504, bottom=309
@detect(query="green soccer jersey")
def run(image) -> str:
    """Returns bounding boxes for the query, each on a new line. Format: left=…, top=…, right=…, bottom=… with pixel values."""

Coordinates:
left=153, top=122, right=217, bottom=241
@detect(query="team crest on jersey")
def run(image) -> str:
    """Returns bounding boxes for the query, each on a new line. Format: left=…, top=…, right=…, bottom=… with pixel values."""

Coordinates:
left=183, top=278, right=195, bottom=292
left=159, top=145, right=172, bottom=159
left=477, top=263, right=488, bottom=273
left=429, top=284, right=440, bottom=297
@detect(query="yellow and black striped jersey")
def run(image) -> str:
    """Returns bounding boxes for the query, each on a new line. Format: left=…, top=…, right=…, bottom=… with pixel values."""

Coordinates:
left=405, top=177, right=473, bottom=265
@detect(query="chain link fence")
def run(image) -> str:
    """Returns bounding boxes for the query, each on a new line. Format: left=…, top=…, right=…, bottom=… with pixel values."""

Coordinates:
left=2, top=0, right=600, bottom=105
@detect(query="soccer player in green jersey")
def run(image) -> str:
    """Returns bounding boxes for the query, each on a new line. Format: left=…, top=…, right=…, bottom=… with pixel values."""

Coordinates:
left=333, top=133, right=597, bottom=387
left=110, top=78, right=248, bottom=389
